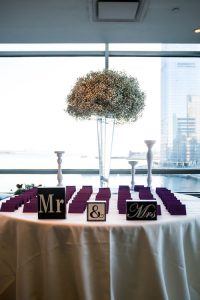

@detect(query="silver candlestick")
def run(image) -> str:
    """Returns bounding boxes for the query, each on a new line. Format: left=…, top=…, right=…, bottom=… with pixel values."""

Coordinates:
left=144, top=140, right=156, bottom=187
left=54, top=151, right=65, bottom=186
left=128, top=160, right=138, bottom=190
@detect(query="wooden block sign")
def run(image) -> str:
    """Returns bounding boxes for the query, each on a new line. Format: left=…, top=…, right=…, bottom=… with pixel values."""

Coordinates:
left=38, top=187, right=66, bottom=219
left=126, top=201, right=157, bottom=221
left=87, top=202, right=106, bottom=221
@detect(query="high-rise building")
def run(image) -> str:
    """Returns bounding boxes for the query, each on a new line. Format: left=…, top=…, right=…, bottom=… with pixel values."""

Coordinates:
left=161, top=50, right=200, bottom=167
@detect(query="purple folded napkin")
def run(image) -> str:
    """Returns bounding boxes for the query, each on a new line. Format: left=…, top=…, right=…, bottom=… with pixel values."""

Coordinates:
left=0, top=202, right=16, bottom=212
left=168, top=205, right=186, bottom=215
left=68, top=207, right=85, bottom=213
left=134, top=185, right=144, bottom=192
left=118, top=208, right=126, bottom=214
left=23, top=203, right=38, bottom=213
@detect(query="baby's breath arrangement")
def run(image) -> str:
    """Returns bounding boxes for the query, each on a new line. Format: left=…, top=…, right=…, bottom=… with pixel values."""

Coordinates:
left=66, top=69, right=145, bottom=124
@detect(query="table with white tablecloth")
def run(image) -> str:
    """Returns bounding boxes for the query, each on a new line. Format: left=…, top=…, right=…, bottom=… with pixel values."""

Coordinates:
left=0, top=192, right=200, bottom=300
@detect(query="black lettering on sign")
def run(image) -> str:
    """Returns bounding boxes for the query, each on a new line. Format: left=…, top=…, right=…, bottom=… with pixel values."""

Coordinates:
left=38, top=187, right=66, bottom=219
left=87, top=202, right=106, bottom=221
left=126, top=201, right=157, bottom=221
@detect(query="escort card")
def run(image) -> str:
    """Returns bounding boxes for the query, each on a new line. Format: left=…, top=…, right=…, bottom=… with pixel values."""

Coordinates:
left=38, top=187, right=66, bottom=219
left=87, top=202, right=106, bottom=221
left=126, top=201, right=157, bottom=220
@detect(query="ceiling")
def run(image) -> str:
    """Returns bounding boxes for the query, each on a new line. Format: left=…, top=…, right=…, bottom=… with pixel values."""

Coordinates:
left=0, top=0, right=200, bottom=44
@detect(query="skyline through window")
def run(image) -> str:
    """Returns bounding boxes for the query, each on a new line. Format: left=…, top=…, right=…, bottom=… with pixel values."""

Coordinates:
left=0, top=43, right=200, bottom=170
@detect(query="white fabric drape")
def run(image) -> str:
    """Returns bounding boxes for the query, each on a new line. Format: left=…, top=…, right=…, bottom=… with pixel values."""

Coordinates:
left=0, top=194, right=200, bottom=300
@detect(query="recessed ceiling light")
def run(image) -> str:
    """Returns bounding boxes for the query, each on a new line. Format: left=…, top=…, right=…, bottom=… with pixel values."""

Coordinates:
left=97, top=1, right=140, bottom=21
left=194, top=28, right=200, bottom=33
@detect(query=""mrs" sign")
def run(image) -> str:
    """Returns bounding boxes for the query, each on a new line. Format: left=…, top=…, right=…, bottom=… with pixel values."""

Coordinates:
left=126, top=201, right=157, bottom=221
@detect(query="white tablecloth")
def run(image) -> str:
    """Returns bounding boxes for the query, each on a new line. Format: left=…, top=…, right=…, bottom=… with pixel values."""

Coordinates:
left=1, top=192, right=200, bottom=300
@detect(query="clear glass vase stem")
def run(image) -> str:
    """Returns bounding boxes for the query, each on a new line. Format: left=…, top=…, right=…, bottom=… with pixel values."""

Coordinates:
left=97, top=117, right=115, bottom=187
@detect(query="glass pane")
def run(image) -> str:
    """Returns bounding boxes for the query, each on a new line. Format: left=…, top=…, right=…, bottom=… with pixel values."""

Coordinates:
left=110, top=55, right=200, bottom=169
left=160, top=57, right=200, bottom=167
left=109, top=43, right=200, bottom=52
left=109, top=43, right=162, bottom=51
left=1, top=49, right=200, bottom=174
left=0, top=57, right=104, bottom=169
left=0, top=43, right=105, bottom=51
left=109, top=57, right=161, bottom=169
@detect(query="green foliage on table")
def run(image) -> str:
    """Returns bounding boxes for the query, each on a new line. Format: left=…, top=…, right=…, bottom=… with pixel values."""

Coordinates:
left=14, top=183, right=35, bottom=195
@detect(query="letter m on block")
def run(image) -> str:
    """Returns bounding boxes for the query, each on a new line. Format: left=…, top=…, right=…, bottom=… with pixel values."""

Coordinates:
left=39, top=194, right=54, bottom=213
left=38, top=187, right=66, bottom=219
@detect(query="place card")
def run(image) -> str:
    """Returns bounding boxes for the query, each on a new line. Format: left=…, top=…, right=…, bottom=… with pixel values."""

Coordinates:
left=87, top=202, right=106, bottom=221
left=126, top=200, right=157, bottom=220
left=38, top=187, right=66, bottom=219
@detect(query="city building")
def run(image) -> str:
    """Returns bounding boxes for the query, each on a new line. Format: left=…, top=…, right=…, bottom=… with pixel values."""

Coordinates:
left=161, top=51, right=200, bottom=166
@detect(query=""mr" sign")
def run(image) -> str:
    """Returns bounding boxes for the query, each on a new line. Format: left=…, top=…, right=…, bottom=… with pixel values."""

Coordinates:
left=38, top=187, right=66, bottom=219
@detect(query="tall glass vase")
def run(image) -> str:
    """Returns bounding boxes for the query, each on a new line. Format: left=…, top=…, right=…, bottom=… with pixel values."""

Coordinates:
left=97, top=117, right=115, bottom=187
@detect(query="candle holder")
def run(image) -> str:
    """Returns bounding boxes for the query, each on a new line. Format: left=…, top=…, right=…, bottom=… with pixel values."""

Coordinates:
left=144, top=140, right=156, bottom=187
left=54, top=151, right=65, bottom=186
left=128, top=160, right=138, bottom=190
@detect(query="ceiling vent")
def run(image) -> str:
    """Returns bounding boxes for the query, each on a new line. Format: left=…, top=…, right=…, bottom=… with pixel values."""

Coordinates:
left=92, top=0, right=147, bottom=22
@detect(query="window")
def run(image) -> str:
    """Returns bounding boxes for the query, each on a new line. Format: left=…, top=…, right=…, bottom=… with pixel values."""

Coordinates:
left=0, top=43, right=200, bottom=171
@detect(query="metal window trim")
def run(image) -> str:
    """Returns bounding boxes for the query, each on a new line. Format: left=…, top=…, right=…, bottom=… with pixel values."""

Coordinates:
left=0, top=50, right=200, bottom=58
left=0, top=169, right=200, bottom=175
